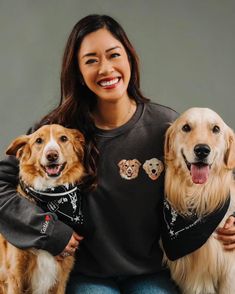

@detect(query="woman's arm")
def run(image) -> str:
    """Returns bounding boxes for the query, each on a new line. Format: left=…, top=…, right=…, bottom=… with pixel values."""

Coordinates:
left=0, top=155, right=73, bottom=256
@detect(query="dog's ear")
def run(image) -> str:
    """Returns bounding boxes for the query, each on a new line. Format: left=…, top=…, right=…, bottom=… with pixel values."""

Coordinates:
left=118, top=160, right=126, bottom=168
left=225, top=128, right=235, bottom=169
left=134, top=159, right=141, bottom=167
left=142, top=160, right=148, bottom=171
left=6, top=135, right=30, bottom=159
left=70, top=129, right=85, bottom=160
left=164, top=124, right=175, bottom=159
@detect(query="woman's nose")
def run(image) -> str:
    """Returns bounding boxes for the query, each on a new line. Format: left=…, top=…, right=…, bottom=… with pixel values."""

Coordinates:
left=98, top=59, right=114, bottom=75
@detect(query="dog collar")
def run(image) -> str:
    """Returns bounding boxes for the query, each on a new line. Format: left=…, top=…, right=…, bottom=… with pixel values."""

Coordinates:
left=19, top=179, right=84, bottom=227
left=19, top=179, right=80, bottom=202
left=161, top=195, right=230, bottom=261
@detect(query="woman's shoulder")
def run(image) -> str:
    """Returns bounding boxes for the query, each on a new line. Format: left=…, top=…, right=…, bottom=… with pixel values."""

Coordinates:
left=143, top=101, right=179, bottom=123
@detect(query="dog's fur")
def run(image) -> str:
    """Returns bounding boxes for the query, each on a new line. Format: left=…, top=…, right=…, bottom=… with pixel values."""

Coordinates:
left=143, top=158, right=164, bottom=180
left=163, top=108, right=235, bottom=294
left=0, top=124, right=85, bottom=294
left=118, top=159, right=141, bottom=180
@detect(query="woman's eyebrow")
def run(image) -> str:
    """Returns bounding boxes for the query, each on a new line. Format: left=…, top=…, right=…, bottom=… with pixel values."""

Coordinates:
left=82, top=52, right=97, bottom=58
left=82, top=46, right=121, bottom=59
left=105, top=46, right=121, bottom=53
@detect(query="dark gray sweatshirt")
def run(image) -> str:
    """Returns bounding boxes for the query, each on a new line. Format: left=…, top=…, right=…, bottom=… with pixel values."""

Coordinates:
left=0, top=102, right=178, bottom=277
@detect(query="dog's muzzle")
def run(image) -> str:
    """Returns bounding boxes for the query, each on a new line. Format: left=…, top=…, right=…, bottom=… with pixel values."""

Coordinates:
left=181, top=146, right=211, bottom=185
left=41, top=150, right=66, bottom=177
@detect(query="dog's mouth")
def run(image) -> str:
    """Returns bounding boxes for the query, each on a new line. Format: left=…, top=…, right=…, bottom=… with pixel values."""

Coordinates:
left=181, top=151, right=211, bottom=184
left=42, top=163, right=66, bottom=177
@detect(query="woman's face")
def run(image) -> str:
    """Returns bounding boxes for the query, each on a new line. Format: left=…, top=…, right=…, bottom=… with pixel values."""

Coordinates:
left=78, top=28, right=131, bottom=103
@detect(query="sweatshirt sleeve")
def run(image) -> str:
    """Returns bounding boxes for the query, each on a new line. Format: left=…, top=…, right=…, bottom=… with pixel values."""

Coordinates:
left=0, top=155, right=73, bottom=256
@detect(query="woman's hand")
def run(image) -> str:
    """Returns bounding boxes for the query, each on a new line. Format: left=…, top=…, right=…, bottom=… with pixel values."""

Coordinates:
left=56, top=232, right=84, bottom=260
left=216, top=215, right=235, bottom=250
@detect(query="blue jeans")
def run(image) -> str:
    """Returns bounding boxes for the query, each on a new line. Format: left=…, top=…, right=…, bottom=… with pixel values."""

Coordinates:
left=66, top=271, right=179, bottom=293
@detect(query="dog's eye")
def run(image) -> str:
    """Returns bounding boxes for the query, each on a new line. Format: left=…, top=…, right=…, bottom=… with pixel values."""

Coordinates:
left=35, top=137, right=43, bottom=144
left=182, top=124, right=191, bottom=132
left=60, top=135, right=68, bottom=142
left=212, top=125, right=220, bottom=133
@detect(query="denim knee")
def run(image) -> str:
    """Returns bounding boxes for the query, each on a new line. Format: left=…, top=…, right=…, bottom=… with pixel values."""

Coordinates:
left=66, top=271, right=179, bottom=294
left=66, top=274, right=120, bottom=294
left=120, top=271, right=179, bottom=294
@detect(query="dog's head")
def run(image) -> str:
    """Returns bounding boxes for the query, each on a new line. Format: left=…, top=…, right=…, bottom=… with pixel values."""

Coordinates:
left=143, top=158, right=164, bottom=180
left=165, top=107, right=235, bottom=185
left=6, top=124, right=85, bottom=189
left=118, top=159, right=141, bottom=180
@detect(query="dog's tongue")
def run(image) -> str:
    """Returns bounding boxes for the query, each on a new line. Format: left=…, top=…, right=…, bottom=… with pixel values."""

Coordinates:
left=190, top=164, right=209, bottom=184
left=45, top=165, right=61, bottom=176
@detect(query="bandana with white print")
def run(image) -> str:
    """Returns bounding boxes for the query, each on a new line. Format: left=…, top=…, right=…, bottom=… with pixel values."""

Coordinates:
left=161, top=196, right=230, bottom=261
left=20, top=180, right=84, bottom=230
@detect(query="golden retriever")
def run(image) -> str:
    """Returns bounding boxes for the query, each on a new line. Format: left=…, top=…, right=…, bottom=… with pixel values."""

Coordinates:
left=162, top=108, right=235, bottom=294
left=143, top=158, right=164, bottom=180
left=0, top=124, right=85, bottom=294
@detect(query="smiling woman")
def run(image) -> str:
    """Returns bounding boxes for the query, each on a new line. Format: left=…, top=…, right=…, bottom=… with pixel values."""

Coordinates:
left=0, top=14, right=180, bottom=294
left=78, top=28, right=133, bottom=130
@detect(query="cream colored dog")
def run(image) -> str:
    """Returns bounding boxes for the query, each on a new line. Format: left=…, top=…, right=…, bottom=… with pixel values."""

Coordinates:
left=143, top=158, right=164, bottom=180
left=162, top=108, right=235, bottom=294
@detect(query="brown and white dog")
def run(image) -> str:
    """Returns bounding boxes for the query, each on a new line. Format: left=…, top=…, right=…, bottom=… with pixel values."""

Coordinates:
left=0, top=124, right=85, bottom=294
left=162, top=108, right=235, bottom=294
left=118, top=159, right=141, bottom=180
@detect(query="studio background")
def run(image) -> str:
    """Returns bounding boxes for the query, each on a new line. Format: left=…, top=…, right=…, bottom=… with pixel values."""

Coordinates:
left=0, top=0, right=235, bottom=156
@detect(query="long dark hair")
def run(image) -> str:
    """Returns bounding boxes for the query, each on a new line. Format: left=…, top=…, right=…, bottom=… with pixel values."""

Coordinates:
left=39, top=14, right=149, bottom=190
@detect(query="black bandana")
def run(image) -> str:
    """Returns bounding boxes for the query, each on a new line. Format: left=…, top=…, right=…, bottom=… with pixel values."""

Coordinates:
left=20, top=180, right=84, bottom=232
left=161, top=196, right=230, bottom=261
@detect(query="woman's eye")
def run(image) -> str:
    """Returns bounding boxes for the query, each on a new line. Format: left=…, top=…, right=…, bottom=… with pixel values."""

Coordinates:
left=36, top=137, right=43, bottom=144
left=111, top=53, right=120, bottom=58
left=85, top=59, right=97, bottom=65
left=60, top=135, right=68, bottom=142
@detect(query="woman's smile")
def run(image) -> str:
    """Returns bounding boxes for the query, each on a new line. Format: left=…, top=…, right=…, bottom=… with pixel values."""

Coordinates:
left=97, top=77, right=121, bottom=89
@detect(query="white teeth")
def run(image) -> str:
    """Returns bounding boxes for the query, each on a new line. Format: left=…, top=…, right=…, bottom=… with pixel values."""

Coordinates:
left=99, top=78, right=119, bottom=87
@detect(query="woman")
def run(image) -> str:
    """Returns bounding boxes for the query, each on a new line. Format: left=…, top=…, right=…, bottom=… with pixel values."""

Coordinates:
left=0, top=14, right=234, bottom=294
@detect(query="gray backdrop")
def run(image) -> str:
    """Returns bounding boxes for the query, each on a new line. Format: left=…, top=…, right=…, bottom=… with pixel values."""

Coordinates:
left=1, top=0, right=235, bottom=157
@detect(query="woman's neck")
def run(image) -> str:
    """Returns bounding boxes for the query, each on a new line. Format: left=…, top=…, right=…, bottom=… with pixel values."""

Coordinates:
left=92, top=98, right=137, bottom=130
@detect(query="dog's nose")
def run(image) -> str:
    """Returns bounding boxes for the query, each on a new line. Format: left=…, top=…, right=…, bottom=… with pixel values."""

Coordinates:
left=46, top=150, right=59, bottom=162
left=194, top=144, right=211, bottom=159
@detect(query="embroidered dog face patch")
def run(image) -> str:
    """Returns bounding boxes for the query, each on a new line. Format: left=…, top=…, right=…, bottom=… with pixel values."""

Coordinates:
left=143, top=158, right=164, bottom=180
left=118, top=159, right=141, bottom=180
